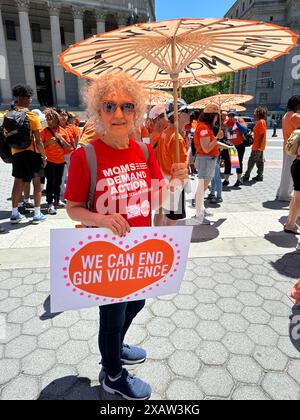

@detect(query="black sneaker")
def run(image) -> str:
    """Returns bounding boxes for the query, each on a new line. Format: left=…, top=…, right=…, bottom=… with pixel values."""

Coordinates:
left=23, top=201, right=34, bottom=209
left=18, top=204, right=31, bottom=215
left=223, top=180, right=230, bottom=187
left=102, top=369, right=151, bottom=401
left=233, top=180, right=242, bottom=188
left=242, top=176, right=250, bottom=183
left=253, top=177, right=263, bottom=182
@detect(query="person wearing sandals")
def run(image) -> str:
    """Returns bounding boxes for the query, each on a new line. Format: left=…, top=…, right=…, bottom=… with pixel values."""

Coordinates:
left=284, top=143, right=300, bottom=235
left=65, top=72, right=188, bottom=400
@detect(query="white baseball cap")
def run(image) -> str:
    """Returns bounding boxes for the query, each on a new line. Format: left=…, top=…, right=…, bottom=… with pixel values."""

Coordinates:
left=149, top=104, right=166, bottom=120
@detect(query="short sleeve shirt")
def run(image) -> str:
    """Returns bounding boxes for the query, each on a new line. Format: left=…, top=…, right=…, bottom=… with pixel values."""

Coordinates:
left=40, top=126, right=70, bottom=164
left=253, top=119, right=267, bottom=152
left=11, top=106, right=42, bottom=155
left=194, top=122, right=219, bottom=157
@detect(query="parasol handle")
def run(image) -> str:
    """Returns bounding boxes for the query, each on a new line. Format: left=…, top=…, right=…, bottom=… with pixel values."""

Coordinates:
left=172, top=78, right=180, bottom=163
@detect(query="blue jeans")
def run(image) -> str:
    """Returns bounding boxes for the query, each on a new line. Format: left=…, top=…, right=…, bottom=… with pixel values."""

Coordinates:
left=98, top=300, right=146, bottom=377
left=211, top=159, right=222, bottom=199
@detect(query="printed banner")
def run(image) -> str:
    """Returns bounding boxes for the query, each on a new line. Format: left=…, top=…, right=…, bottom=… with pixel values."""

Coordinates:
left=51, top=227, right=193, bottom=313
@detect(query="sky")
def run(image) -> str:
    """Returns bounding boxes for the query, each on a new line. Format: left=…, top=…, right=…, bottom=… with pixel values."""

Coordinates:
left=155, top=0, right=237, bottom=20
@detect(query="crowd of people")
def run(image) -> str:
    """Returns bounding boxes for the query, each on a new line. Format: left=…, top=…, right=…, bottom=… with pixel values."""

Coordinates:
left=0, top=77, right=299, bottom=400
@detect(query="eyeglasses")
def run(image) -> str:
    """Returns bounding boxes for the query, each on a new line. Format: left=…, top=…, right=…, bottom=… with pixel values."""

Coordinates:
left=101, top=102, right=135, bottom=115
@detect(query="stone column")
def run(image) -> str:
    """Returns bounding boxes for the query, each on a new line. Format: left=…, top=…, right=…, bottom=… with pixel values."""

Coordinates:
left=15, top=0, right=38, bottom=104
left=48, top=1, right=67, bottom=108
left=95, top=10, right=106, bottom=34
left=72, top=5, right=85, bottom=108
left=0, top=4, right=12, bottom=105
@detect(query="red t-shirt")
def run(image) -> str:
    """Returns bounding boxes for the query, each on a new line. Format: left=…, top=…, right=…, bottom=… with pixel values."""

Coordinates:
left=65, top=139, right=164, bottom=227
left=226, top=118, right=246, bottom=146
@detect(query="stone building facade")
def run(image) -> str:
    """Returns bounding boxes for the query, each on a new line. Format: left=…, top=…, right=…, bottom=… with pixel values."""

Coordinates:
left=0, top=0, right=155, bottom=109
left=225, top=0, right=300, bottom=113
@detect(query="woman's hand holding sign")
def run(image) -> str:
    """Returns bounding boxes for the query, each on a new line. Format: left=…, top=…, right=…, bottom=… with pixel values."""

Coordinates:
left=170, top=163, right=189, bottom=187
left=96, top=214, right=131, bottom=237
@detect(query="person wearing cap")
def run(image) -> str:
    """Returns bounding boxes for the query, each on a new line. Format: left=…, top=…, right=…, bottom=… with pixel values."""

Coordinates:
left=155, top=98, right=189, bottom=226
left=193, top=104, right=224, bottom=224
left=223, top=109, right=247, bottom=188
left=148, top=104, right=168, bottom=150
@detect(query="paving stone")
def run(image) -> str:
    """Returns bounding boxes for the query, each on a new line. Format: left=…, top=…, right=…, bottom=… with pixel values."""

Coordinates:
left=133, top=307, right=153, bottom=325
left=179, top=282, right=197, bottom=295
left=234, top=280, right=257, bottom=292
left=244, top=257, right=265, bottom=265
left=1, top=322, right=21, bottom=344
left=69, top=320, right=98, bottom=341
left=52, top=312, right=80, bottom=328
left=232, top=386, right=270, bottom=400
left=173, top=295, right=198, bottom=310
left=170, top=329, right=201, bottom=351
left=0, top=271, right=11, bottom=281
left=186, top=260, right=196, bottom=270
left=217, top=298, right=244, bottom=314
left=151, top=301, right=176, bottom=318
left=228, top=259, right=248, bottom=269
left=197, top=367, right=234, bottom=398
left=8, top=306, right=36, bottom=324
left=237, top=292, right=264, bottom=307
left=0, top=359, right=20, bottom=386
left=193, top=277, right=216, bottom=290
left=193, top=266, right=214, bottom=278
left=167, top=380, right=204, bottom=400
left=172, top=310, right=199, bottom=329
left=227, top=356, right=263, bottom=383
left=158, top=294, right=175, bottom=301
left=222, top=333, right=255, bottom=356
left=269, top=317, right=289, bottom=337
left=262, top=373, right=300, bottom=400
left=35, top=280, right=50, bottom=293
left=5, top=335, right=37, bottom=358
left=22, top=316, right=51, bottom=336
left=147, top=317, right=175, bottom=337
left=125, top=324, right=148, bottom=345
left=213, top=273, right=235, bottom=285
left=56, top=340, right=89, bottom=365
left=196, top=341, right=229, bottom=365
left=22, top=348, right=56, bottom=375
left=169, top=351, right=201, bottom=378
left=277, top=336, right=300, bottom=359
left=263, top=301, right=291, bottom=317
left=0, top=290, right=8, bottom=300
left=184, top=270, right=198, bottom=282
left=88, top=336, right=99, bottom=355
left=136, top=361, right=171, bottom=394
left=23, top=273, right=45, bottom=285
left=23, top=292, right=48, bottom=307
left=288, top=360, right=300, bottom=384
left=13, top=269, right=32, bottom=278
left=211, top=263, right=232, bottom=273
left=195, top=304, right=222, bottom=321
left=242, top=307, right=271, bottom=325
left=248, top=265, right=270, bottom=276
left=257, top=287, right=283, bottom=301
left=9, top=285, right=34, bottom=298
left=143, top=337, right=175, bottom=359
left=254, top=346, right=288, bottom=371
left=195, top=289, right=218, bottom=304
left=79, top=308, right=99, bottom=321
left=231, top=269, right=253, bottom=280
left=215, top=285, right=239, bottom=298
left=77, top=354, right=101, bottom=382
left=252, top=275, right=275, bottom=287
left=0, top=297, right=22, bottom=313
left=38, top=328, right=69, bottom=350
left=247, top=325, right=279, bottom=346
left=1, top=375, right=39, bottom=400
left=196, top=320, right=226, bottom=341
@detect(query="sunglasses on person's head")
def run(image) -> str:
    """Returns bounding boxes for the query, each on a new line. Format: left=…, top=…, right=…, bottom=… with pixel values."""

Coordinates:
left=101, top=102, right=135, bottom=115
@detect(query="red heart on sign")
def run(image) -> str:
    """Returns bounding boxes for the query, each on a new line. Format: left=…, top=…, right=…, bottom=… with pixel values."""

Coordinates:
left=68, top=240, right=174, bottom=298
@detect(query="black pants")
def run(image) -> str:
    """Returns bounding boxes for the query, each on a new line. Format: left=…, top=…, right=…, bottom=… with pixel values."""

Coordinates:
left=45, top=161, right=65, bottom=205
left=223, top=143, right=246, bottom=176
left=99, top=300, right=146, bottom=377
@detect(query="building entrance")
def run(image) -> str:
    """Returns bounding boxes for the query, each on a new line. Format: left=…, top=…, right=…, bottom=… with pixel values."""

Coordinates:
left=35, top=66, right=54, bottom=107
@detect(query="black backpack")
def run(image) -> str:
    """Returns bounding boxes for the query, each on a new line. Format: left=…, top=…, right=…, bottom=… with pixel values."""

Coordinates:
left=0, top=126, right=12, bottom=163
left=2, top=109, right=31, bottom=150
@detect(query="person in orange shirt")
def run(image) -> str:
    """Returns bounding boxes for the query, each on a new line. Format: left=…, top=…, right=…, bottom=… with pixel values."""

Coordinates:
left=148, top=104, right=168, bottom=151
left=40, top=108, right=71, bottom=215
left=277, top=96, right=300, bottom=202
left=243, top=107, right=268, bottom=183
left=155, top=99, right=189, bottom=226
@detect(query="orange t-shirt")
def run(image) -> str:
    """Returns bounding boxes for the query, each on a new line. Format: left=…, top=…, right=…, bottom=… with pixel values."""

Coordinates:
left=150, top=132, right=161, bottom=149
left=156, top=126, right=187, bottom=176
left=141, top=126, right=150, bottom=141
left=40, top=126, right=70, bottom=164
left=194, top=122, right=219, bottom=157
left=62, top=125, right=79, bottom=153
left=253, top=119, right=267, bottom=152
left=226, top=118, right=246, bottom=146
left=282, top=112, right=300, bottom=145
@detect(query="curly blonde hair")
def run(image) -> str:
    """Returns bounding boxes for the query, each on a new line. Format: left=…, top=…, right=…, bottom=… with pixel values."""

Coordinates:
left=83, top=72, right=147, bottom=134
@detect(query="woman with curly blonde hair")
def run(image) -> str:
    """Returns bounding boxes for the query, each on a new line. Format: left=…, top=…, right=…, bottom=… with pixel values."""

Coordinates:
left=65, top=72, right=188, bottom=400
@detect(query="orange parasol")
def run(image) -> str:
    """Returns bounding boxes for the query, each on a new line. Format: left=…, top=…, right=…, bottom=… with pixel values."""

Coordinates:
left=60, top=18, right=297, bottom=161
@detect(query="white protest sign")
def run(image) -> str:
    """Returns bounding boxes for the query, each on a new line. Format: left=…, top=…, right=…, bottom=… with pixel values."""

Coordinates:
left=51, top=226, right=193, bottom=313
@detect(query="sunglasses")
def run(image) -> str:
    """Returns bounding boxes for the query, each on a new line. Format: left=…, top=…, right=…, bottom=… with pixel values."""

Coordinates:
left=102, top=102, right=135, bottom=115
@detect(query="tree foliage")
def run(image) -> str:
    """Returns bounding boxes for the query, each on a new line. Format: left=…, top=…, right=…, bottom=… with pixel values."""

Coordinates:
left=180, top=74, right=232, bottom=104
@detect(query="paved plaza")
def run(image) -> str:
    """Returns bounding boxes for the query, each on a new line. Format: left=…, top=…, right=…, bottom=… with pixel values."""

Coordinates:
left=0, top=130, right=299, bottom=400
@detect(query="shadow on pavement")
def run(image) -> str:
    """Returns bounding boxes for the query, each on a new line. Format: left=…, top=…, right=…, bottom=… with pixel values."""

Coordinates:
left=178, top=219, right=225, bottom=243
left=264, top=231, right=298, bottom=249
left=289, top=306, right=300, bottom=354
left=40, top=295, right=62, bottom=321
left=0, top=210, right=11, bottom=220
left=263, top=200, right=290, bottom=210
left=38, top=376, right=125, bottom=401
left=271, top=252, right=300, bottom=279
